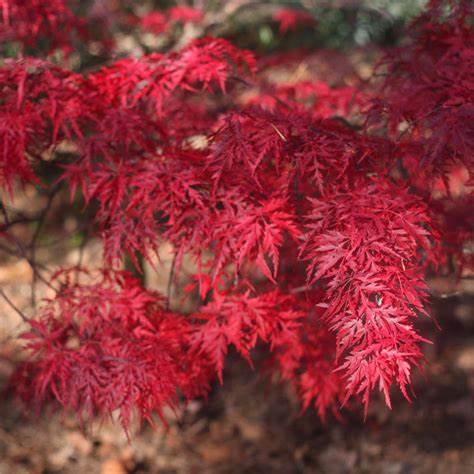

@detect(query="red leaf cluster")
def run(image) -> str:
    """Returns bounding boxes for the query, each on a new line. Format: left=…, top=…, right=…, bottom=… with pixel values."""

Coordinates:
left=300, top=182, right=434, bottom=413
left=0, top=58, right=85, bottom=190
left=140, top=6, right=204, bottom=36
left=1, top=0, right=471, bottom=429
left=13, top=270, right=213, bottom=429
left=0, top=0, right=85, bottom=55
left=273, top=8, right=316, bottom=34
left=369, top=0, right=473, bottom=182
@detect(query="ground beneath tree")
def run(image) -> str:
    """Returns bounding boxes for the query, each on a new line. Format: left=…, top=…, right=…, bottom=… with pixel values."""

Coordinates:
left=1, top=294, right=474, bottom=474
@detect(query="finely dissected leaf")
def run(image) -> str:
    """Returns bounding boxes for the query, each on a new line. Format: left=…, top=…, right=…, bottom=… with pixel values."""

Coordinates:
left=300, top=181, right=434, bottom=412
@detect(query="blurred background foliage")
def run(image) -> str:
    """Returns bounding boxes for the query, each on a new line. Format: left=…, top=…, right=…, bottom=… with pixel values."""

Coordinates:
left=5, top=0, right=428, bottom=70
left=197, top=0, right=428, bottom=51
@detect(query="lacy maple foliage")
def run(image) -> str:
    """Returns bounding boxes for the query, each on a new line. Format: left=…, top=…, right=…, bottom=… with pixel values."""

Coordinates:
left=1, top=0, right=472, bottom=429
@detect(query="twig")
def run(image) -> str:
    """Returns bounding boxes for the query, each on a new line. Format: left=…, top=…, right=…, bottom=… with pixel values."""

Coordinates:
left=166, top=253, right=177, bottom=310
left=0, top=287, right=31, bottom=324
left=74, top=227, right=90, bottom=284
left=1, top=232, right=58, bottom=294
left=29, top=185, right=60, bottom=306
left=289, top=284, right=317, bottom=294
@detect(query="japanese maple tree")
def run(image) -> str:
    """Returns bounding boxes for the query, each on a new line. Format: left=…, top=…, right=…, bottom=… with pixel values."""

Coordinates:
left=0, top=0, right=472, bottom=430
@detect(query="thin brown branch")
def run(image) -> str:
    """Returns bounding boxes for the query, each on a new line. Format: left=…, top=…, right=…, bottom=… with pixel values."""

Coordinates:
left=0, top=287, right=31, bottom=324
